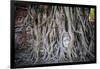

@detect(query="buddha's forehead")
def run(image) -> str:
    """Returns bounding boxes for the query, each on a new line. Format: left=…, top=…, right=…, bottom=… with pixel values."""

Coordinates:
left=63, top=32, right=70, bottom=39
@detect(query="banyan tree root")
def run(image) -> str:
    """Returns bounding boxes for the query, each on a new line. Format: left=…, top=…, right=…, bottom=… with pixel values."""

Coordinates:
left=15, top=4, right=95, bottom=66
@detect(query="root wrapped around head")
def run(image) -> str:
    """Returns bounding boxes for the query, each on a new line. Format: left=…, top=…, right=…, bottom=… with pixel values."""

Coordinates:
left=14, top=4, right=96, bottom=66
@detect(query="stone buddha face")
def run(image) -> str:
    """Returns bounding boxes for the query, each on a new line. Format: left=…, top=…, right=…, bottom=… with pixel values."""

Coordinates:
left=62, top=32, right=71, bottom=48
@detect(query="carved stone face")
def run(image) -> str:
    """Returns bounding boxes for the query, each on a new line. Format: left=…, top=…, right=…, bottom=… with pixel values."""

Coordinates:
left=62, top=32, right=71, bottom=48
